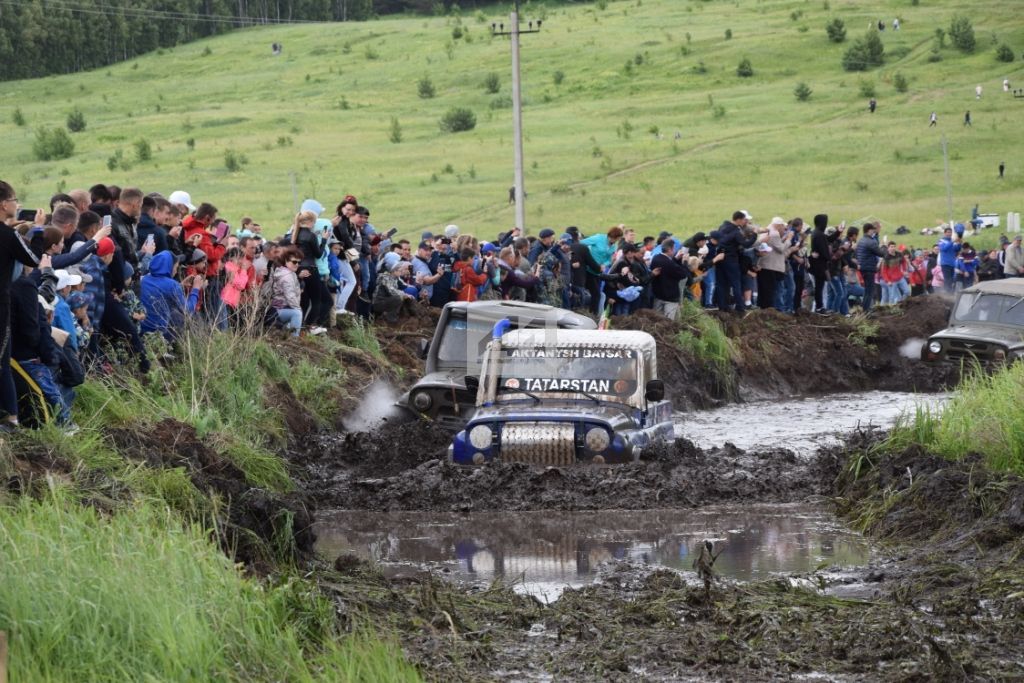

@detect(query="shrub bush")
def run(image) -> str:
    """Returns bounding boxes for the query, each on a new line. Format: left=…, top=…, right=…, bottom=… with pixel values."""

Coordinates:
left=389, top=117, right=402, bottom=144
left=826, top=18, right=846, bottom=43
left=949, top=15, right=975, bottom=53
left=224, top=148, right=247, bottom=172
left=794, top=82, right=813, bottom=101
left=66, top=108, right=86, bottom=133
left=859, top=79, right=876, bottom=98
left=12, top=107, right=25, bottom=126
left=134, top=138, right=152, bottom=162
left=725, top=28, right=732, bottom=40
left=842, top=32, right=884, bottom=71
left=439, top=107, right=476, bottom=133
left=996, top=44, right=1014, bottom=62
left=893, top=72, right=908, bottom=92
left=736, top=57, right=754, bottom=77
left=417, top=76, right=436, bottom=99
left=32, top=127, right=75, bottom=161
left=553, top=70, right=565, bottom=86
left=483, top=72, right=500, bottom=94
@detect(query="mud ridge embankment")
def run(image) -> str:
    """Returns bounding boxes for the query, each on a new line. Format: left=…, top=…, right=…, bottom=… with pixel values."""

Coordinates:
left=614, top=296, right=958, bottom=411
left=301, top=423, right=843, bottom=511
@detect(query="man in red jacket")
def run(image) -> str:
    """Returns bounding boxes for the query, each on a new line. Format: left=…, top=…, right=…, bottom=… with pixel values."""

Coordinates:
left=182, top=202, right=228, bottom=328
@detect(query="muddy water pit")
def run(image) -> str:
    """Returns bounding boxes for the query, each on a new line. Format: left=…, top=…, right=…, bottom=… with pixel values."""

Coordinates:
left=319, top=392, right=943, bottom=599
left=676, top=390, right=947, bottom=452
left=316, top=505, right=869, bottom=602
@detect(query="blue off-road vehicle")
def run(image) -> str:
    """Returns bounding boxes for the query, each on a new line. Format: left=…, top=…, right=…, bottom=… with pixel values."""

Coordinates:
left=450, top=324, right=673, bottom=466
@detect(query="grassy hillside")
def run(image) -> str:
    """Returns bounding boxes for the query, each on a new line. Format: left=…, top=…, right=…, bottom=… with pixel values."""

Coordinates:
left=1, top=0, right=1023, bottom=243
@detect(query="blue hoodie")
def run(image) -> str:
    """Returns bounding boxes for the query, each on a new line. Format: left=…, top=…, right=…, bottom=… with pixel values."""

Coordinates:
left=140, top=251, right=198, bottom=340
left=937, top=235, right=961, bottom=267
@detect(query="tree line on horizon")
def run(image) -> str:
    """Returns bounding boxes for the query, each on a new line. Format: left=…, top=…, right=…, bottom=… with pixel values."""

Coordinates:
left=0, top=0, right=519, bottom=82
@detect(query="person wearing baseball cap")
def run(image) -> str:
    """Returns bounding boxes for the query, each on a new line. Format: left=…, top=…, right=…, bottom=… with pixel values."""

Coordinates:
left=527, top=228, right=557, bottom=265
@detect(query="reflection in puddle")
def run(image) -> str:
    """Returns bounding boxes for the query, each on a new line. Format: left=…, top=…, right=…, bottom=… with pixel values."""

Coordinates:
left=316, top=505, right=870, bottom=602
left=675, top=391, right=946, bottom=453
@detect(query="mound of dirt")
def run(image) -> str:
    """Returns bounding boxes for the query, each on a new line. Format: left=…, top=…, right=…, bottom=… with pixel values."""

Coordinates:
left=722, top=296, right=959, bottom=398
left=108, top=418, right=315, bottom=566
left=611, top=309, right=727, bottom=410
left=835, top=438, right=1024, bottom=548
left=308, top=434, right=843, bottom=512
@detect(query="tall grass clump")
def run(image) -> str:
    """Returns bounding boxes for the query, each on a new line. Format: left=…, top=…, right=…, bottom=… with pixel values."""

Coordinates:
left=675, top=299, right=737, bottom=397
left=0, top=493, right=420, bottom=682
left=887, top=363, right=1024, bottom=475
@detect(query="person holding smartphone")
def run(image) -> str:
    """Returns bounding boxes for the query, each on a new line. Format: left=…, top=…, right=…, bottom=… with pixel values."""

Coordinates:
left=0, top=180, right=43, bottom=431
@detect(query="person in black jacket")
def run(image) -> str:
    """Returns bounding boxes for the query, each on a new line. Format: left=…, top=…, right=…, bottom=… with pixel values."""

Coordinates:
left=715, top=211, right=756, bottom=313
left=9, top=254, right=75, bottom=428
left=0, top=181, right=43, bottom=431
left=855, top=222, right=887, bottom=312
left=808, top=214, right=831, bottom=313
left=650, top=239, right=692, bottom=319
left=109, top=187, right=143, bottom=271
left=568, top=235, right=599, bottom=310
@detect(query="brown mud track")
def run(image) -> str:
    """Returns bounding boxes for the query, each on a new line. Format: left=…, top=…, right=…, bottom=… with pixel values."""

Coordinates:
left=313, top=433, right=1024, bottom=682
left=299, top=423, right=843, bottom=512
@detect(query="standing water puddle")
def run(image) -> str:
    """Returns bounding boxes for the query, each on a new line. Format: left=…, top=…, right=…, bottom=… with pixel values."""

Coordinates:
left=320, top=392, right=944, bottom=600
left=316, top=505, right=869, bottom=602
left=676, top=390, right=946, bottom=452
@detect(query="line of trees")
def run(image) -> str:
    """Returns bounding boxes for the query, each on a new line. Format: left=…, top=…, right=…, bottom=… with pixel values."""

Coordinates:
left=0, top=0, right=493, bottom=81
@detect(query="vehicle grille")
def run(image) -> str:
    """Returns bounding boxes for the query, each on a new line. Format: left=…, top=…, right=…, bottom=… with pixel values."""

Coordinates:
left=500, top=422, right=576, bottom=467
left=946, top=340, right=994, bottom=361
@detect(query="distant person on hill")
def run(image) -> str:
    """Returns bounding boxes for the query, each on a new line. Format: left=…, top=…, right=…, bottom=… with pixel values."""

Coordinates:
left=868, top=98, right=877, bottom=113
left=999, top=161, right=1005, bottom=179
left=964, top=110, right=972, bottom=127
left=929, top=112, right=937, bottom=127
left=975, top=84, right=982, bottom=99
left=893, top=18, right=900, bottom=30
left=1004, top=79, right=1011, bottom=92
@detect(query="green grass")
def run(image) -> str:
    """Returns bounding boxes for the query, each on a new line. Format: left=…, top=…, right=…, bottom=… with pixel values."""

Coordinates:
left=675, top=299, right=737, bottom=396
left=888, top=362, right=1024, bottom=475
left=2, top=0, right=1022, bottom=241
left=0, top=492, right=420, bottom=683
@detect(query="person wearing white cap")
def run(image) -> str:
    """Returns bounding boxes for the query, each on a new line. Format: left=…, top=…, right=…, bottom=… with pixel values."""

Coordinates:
left=168, top=190, right=196, bottom=214
left=51, top=270, right=83, bottom=352
left=444, top=224, right=459, bottom=239
left=755, top=217, right=788, bottom=311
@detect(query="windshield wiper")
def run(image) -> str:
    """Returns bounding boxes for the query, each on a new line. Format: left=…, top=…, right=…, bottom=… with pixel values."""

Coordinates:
left=1005, top=296, right=1024, bottom=313
left=495, top=384, right=542, bottom=404
left=577, top=390, right=602, bottom=404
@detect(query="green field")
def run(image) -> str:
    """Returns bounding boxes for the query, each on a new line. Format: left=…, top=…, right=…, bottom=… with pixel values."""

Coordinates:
left=2, top=0, right=1023, bottom=245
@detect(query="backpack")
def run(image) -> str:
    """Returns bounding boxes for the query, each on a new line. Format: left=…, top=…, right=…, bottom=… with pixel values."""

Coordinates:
left=258, top=266, right=283, bottom=328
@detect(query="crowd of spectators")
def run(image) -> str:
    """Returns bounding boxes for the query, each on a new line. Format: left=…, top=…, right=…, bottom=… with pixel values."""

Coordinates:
left=2, top=177, right=1022, bottom=433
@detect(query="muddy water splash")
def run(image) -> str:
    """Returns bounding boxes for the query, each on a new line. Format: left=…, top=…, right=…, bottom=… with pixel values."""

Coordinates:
left=340, top=380, right=402, bottom=432
left=676, top=390, right=945, bottom=452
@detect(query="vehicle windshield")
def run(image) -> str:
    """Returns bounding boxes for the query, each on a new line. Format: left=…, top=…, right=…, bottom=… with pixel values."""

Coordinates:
left=492, top=347, right=639, bottom=402
left=953, top=293, right=1024, bottom=326
left=436, top=315, right=493, bottom=367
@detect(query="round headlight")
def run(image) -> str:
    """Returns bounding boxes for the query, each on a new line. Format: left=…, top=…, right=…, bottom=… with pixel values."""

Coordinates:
left=585, top=427, right=610, bottom=452
left=412, top=391, right=433, bottom=411
left=468, top=424, right=493, bottom=450
left=928, top=341, right=942, bottom=354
